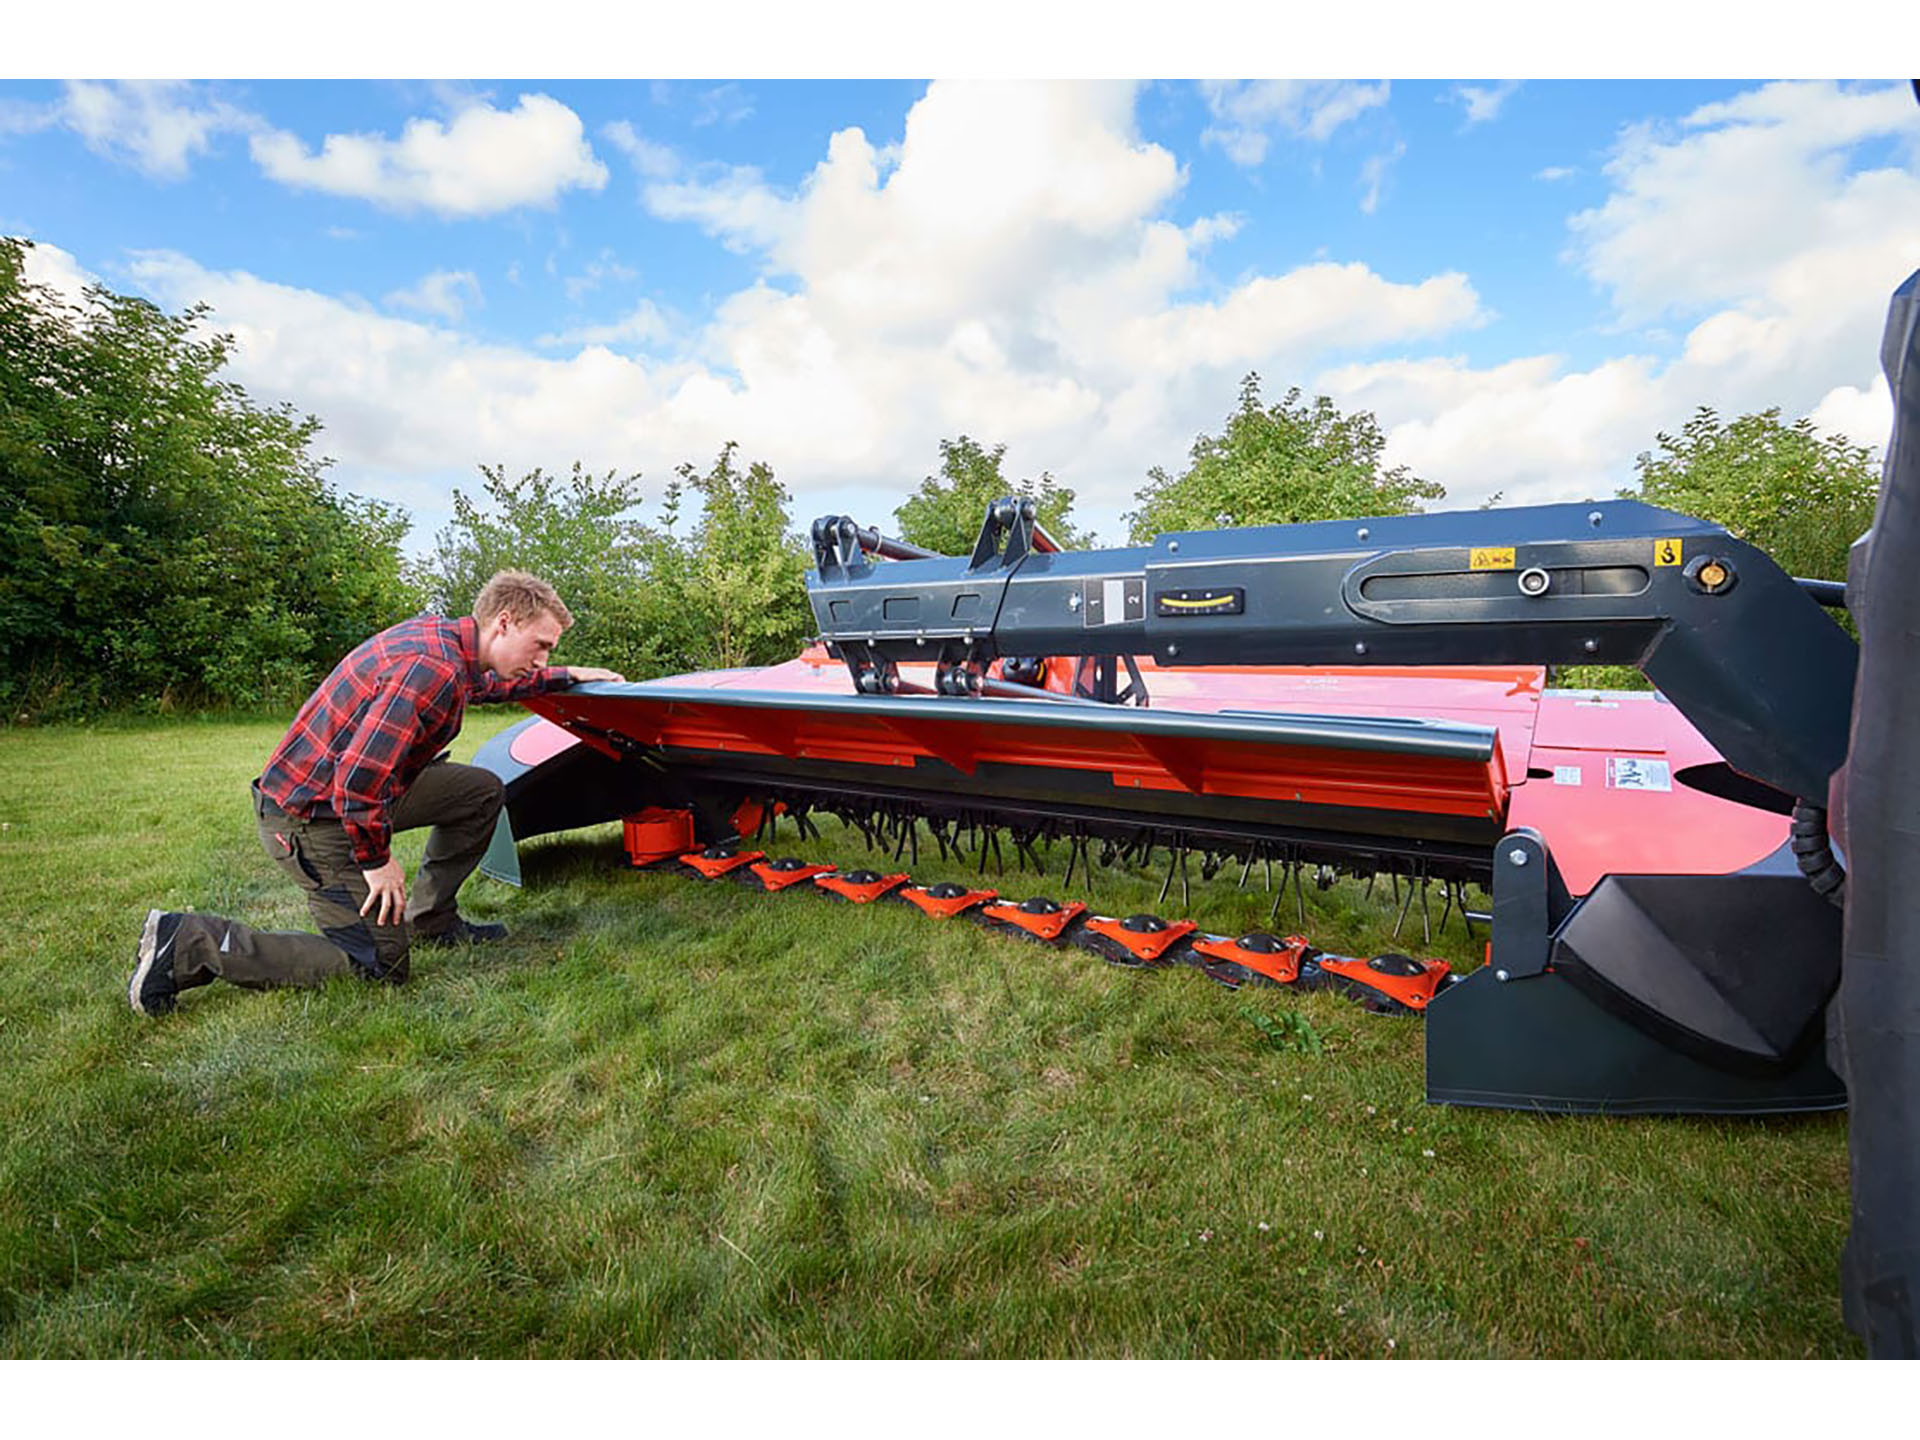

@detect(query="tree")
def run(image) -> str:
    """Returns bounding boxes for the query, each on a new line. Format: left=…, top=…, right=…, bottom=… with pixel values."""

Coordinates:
left=0, top=237, right=416, bottom=717
left=419, top=462, right=663, bottom=680
left=650, top=443, right=814, bottom=672
left=1553, top=406, right=1880, bottom=693
left=421, top=445, right=815, bottom=681
left=1125, top=374, right=1443, bottom=543
left=1626, top=407, right=1879, bottom=581
left=894, top=436, right=1084, bottom=555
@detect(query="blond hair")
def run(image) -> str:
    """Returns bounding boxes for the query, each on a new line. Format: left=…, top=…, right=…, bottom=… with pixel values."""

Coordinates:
left=472, top=570, right=574, bottom=629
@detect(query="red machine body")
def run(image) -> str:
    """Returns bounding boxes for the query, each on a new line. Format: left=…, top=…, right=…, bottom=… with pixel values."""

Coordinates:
left=516, top=648, right=1783, bottom=899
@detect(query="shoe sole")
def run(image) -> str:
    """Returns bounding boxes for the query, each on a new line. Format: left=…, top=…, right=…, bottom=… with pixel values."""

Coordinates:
left=129, top=908, right=165, bottom=1016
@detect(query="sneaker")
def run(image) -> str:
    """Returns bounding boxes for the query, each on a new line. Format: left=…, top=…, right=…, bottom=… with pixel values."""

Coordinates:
left=412, top=915, right=508, bottom=947
left=130, top=909, right=183, bottom=1016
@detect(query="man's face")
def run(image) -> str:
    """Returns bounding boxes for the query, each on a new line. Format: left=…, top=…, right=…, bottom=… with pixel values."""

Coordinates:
left=488, top=610, right=565, bottom=678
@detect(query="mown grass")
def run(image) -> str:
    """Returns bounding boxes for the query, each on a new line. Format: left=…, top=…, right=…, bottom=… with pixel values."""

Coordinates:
left=0, top=710, right=1858, bottom=1356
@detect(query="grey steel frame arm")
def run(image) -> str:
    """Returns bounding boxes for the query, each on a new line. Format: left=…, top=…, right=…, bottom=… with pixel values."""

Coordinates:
left=807, top=498, right=1857, bottom=804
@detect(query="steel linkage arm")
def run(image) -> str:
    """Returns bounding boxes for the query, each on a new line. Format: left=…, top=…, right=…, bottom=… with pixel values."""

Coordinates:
left=807, top=497, right=1857, bottom=805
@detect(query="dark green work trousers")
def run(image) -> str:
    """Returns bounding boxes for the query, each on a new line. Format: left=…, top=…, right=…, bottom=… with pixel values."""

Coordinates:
left=164, top=759, right=506, bottom=994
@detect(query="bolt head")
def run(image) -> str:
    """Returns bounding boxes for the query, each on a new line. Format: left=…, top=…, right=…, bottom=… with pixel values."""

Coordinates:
left=1507, top=848, right=1529, bottom=866
left=1495, top=969, right=1511, bottom=982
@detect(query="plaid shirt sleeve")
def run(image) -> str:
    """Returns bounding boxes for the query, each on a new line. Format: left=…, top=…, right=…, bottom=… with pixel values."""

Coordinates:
left=333, top=657, right=462, bottom=867
left=471, top=665, right=576, bottom=704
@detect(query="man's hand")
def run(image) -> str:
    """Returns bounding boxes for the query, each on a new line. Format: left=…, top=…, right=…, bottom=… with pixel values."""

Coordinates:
left=568, top=666, right=625, bottom=683
left=361, top=858, right=408, bottom=926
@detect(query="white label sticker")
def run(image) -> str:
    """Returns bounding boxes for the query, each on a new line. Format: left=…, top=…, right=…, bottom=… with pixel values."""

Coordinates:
left=1102, top=579, right=1126, bottom=626
left=1552, top=766, right=1583, bottom=786
left=1606, top=757, right=1671, bottom=792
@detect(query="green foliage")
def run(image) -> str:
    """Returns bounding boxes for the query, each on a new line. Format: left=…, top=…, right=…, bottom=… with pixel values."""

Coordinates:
left=418, top=462, right=663, bottom=679
left=648, top=443, right=815, bottom=672
left=1559, top=408, right=1880, bottom=692
left=1625, top=406, right=1879, bottom=581
left=0, top=237, right=417, bottom=719
left=1126, top=374, right=1444, bottom=543
left=893, top=436, right=1084, bottom=555
left=421, top=444, right=813, bottom=680
left=1245, top=1006, right=1324, bottom=1055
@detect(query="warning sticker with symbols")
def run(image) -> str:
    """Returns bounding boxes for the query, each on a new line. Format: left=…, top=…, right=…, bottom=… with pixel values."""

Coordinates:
left=1606, top=757, right=1671, bottom=791
left=1654, top=538, right=1683, bottom=567
left=1470, top=546, right=1516, bottom=571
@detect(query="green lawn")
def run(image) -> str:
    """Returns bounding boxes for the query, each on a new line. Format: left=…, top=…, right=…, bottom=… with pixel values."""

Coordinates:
left=0, top=709, right=1858, bottom=1356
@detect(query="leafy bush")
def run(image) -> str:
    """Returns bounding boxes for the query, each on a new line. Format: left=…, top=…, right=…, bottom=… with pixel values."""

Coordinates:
left=0, top=238, right=417, bottom=719
left=894, top=436, right=1084, bottom=555
left=1126, top=374, right=1443, bottom=543
left=1629, top=406, right=1878, bottom=582
left=420, top=444, right=814, bottom=681
left=1557, top=407, right=1879, bottom=691
left=417, top=462, right=664, bottom=680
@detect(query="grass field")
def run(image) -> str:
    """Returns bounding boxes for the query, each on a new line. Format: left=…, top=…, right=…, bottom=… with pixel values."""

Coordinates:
left=0, top=708, right=1860, bottom=1357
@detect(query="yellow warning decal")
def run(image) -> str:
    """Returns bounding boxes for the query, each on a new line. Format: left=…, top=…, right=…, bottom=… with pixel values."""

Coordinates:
left=1470, top=547, right=1516, bottom=571
left=1654, top=537, right=1683, bottom=567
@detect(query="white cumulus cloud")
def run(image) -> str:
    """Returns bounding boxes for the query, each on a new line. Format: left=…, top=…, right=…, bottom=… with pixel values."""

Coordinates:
left=1200, top=80, right=1391, bottom=166
left=249, top=93, right=608, bottom=218
left=383, top=269, right=482, bottom=323
left=26, top=80, right=254, bottom=180
left=80, top=78, right=1915, bottom=549
left=17, top=237, right=97, bottom=305
left=107, top=82, right=1493, bottom=543
left=1453, top=81, right=1522, bottom=127
left=603, top=119, right=679, bottom=179
left=1315, top=82, right=1919, bottom=510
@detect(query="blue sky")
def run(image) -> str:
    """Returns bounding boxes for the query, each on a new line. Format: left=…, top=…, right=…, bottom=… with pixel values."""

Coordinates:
left=4, top=61, right=1917, bottom=550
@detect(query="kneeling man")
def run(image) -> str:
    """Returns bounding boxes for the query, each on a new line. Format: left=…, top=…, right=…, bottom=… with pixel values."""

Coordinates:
left=130, top=570, right=623, bottom=1014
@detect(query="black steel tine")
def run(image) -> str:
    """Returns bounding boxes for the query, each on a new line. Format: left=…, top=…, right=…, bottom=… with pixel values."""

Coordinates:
left=1293, top=846, right=1306, bottom=928
left=1437, top=878, right=1457, bottom=935
left=1157, top=837, right=1176, bottom=907
left=1238, top=845, right=1256, bottom=890
left=1393, top=865, right=1418, bottom=940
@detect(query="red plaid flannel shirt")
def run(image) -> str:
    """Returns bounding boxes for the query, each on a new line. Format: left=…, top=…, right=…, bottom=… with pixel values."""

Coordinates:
left=259, top=615, right=573, bottom=867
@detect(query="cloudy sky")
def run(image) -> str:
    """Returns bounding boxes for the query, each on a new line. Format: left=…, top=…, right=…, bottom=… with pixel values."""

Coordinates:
left=4, top=63, right=1917, bottom=549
